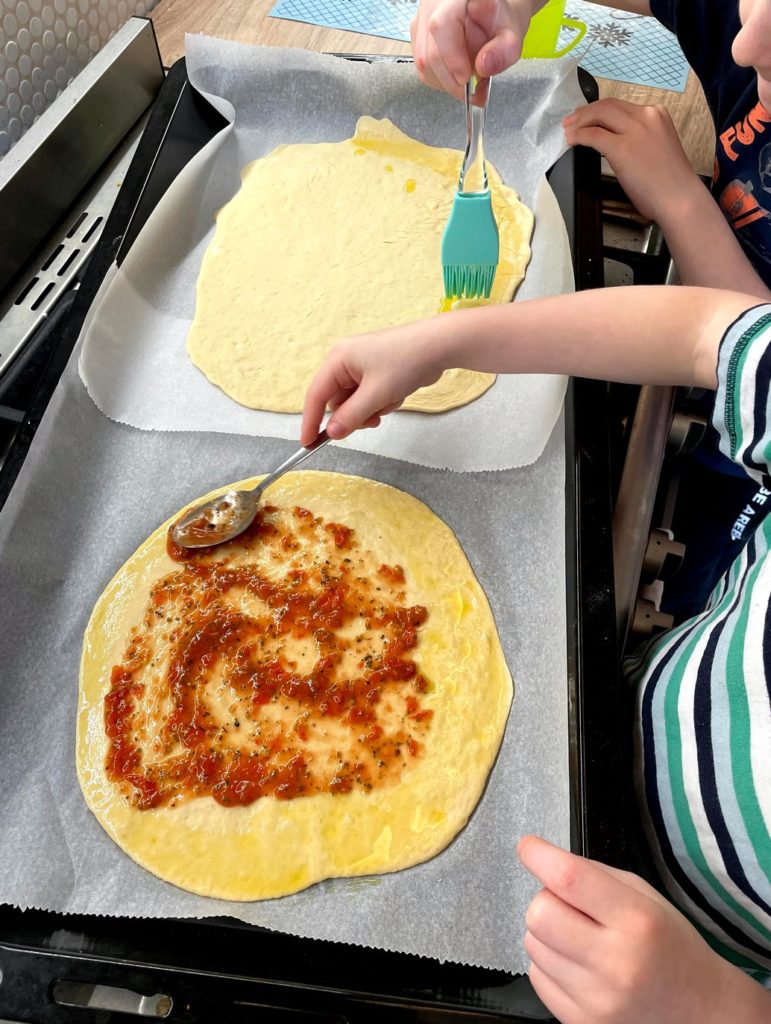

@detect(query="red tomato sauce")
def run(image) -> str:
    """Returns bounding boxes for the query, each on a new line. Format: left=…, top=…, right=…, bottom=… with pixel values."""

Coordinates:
left=104, top=505, right=433, bottom=810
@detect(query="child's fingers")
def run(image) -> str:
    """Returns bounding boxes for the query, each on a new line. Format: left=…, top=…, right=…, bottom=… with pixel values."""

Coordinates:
left=518, top=836, right=640, bottom=927
left=527, top=963, right=583, bottom=1024
left=469, top=0, right=522, bottom=76
left=525, top=887, right=599, bottom=962
left=428, top=7, right=473, bottom=86
left=326, top=381, right=396, bottom=440
left=564, top=124, right=616, bottom=159
left=378, top=400, right=403, bottom=416
left=412, top=11, right=432, bottom=83
left=577, top=857, right=672, bottom=909
left=300, top=391, right=329, bottom=447
left=524, top=930, right=589, bottom=991
left=426, top=33, right=467, bottom=97
left=360, top=404, right=399, bottom=431
left=564, top=98, right=638, bottom=134
left=414, top=8, right=449, bottom=93
left=476, top=28, right=520, bottom=77
left=326, top=386, right=356, bottom=413
left=301, top=363, right=355, bottom=446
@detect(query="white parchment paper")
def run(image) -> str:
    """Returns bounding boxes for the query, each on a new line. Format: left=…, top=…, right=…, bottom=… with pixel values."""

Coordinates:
left=78, top=38, right=585, bottom=471
left=0, top=37, right=576, bottom=974
left=0, top=348, right=569, bottom=972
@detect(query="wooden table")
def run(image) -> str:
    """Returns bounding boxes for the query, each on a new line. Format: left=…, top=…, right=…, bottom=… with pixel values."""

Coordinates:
left=150, top=0, right=715, bottom=177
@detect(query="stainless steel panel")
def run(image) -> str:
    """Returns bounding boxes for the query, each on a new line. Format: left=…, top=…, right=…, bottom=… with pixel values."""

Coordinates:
left=0, top=0, right=160, bottom=157
left=0, top=16, right=163, bottom=294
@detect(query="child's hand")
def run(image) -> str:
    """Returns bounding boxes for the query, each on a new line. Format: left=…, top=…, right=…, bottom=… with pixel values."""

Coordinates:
left=411, top=0, right=533, bottom=100
left=300, top=321, right=447, bottom=445
left=563, top=99, right=701, bottom=225
left=519, top=835, right=770, bottom=1024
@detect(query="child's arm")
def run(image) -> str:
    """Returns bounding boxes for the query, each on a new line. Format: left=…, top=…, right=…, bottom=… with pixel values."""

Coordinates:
left=563, top=101, right=771, bottom=299
left=411, top=0, right=650, bottom=97
left=518, top=836, right=771, bottom=1024
left=301, top=286, right=758, bottom=443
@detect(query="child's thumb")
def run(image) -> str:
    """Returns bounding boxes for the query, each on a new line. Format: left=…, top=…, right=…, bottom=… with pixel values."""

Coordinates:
left=476, top=29, right=521, bottom=76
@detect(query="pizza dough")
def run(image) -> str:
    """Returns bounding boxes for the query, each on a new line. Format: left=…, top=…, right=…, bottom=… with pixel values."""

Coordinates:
left=186, top=117, right=534, bottom=414
left=78, top=471, right=513, bottom=900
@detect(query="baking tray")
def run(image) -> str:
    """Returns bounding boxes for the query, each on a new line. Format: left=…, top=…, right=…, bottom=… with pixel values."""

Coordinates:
left=0, top=58, right=623, bottom=1022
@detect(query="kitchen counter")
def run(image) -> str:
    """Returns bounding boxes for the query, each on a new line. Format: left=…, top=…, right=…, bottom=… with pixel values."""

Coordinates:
left=149, top=0, right=716, bottom=177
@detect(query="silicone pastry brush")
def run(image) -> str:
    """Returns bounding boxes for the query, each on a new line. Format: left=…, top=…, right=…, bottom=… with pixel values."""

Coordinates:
left=441, top=75, right=499, bottom=300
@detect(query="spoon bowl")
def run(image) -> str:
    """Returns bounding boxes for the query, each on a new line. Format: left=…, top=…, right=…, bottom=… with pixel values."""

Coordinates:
left=172, top=431, right=331, bottom=549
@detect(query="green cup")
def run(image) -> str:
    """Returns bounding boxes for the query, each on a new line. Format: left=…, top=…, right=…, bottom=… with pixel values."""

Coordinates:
left=521, top=0, right=586, bottom=58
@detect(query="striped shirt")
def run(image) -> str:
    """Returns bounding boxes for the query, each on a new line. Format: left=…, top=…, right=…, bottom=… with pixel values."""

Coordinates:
left=628, top=305, right=771, bottom=983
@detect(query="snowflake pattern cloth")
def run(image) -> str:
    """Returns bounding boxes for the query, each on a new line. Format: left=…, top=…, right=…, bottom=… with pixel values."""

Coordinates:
left=564, top=1, right=688, bottom=91
left=270, top=0, right=418, bottom=43
left=268, top=0, right=688, bottom=92
left=589, top=22, right=633, bottom=48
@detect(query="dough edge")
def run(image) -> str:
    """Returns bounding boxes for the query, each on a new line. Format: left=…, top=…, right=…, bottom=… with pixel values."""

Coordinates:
left=77, top=471, right=513, bottom=901
left=186, top=117, right=534, bottom=416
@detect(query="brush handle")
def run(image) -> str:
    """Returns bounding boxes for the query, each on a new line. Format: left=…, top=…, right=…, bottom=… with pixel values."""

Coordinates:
left=459, top=75, right=491, bottom=194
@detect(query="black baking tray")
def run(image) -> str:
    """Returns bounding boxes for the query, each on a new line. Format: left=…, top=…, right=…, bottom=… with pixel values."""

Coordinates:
left=0, top=59, right=622, bottom=1022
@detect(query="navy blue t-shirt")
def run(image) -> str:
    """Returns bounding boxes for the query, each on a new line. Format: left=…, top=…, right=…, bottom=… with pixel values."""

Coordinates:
left=651, top=0, right=771, bottom=287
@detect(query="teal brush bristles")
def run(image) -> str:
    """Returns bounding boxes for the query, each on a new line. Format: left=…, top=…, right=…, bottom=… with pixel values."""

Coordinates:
left=441, top=189, right=499, bottom=301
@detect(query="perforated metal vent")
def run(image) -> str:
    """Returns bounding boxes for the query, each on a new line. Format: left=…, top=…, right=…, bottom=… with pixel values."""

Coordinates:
left=0, top=116, right=142, bottom=378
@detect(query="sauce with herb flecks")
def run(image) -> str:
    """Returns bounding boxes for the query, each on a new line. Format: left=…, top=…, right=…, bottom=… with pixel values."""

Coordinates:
left=104, top=504, right=433, bottom=810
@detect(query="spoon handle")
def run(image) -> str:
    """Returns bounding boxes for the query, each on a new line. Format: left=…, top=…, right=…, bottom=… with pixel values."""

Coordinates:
left=255, top=430, right=331, bottom=495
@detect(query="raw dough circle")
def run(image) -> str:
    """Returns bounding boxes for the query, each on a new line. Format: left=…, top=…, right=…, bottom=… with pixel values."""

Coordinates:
left=186, top=118, right=534, bottom=415
left=78, top=471, right=513, bottom=899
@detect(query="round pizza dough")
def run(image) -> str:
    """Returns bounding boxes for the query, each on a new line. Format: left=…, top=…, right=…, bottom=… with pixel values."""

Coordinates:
left=78, top=471, right=513, bottom=900
left=186, top=117, right=534, bottom=414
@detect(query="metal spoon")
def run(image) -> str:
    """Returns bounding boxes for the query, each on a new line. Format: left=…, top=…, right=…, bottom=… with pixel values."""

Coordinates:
left=172, top=431, right=331, bottom=549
